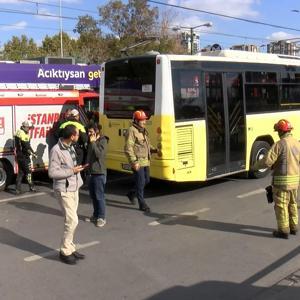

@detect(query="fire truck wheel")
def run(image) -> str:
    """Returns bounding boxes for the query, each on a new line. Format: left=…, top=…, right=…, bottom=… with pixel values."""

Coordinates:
left=0, top=161, right=13, bottom=191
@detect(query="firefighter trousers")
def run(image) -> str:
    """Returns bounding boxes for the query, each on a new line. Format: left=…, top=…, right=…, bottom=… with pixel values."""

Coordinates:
left=16, top=157, right=34, bottom=191
left=273, top=187, right=298, bottom=233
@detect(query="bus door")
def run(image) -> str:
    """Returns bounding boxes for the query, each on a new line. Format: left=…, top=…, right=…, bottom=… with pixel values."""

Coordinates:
left=205, top=72, right=245, bottom=178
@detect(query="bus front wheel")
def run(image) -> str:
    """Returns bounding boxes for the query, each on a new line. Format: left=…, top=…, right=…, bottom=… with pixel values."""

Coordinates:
left=249, top=141, right=271, bottom=179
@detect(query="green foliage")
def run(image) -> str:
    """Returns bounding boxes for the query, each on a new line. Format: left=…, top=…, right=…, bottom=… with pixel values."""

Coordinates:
left=99, top=0, right=158, bottom=40
left=74, top=15, right=108, bottom=64
left=41, top=32, right=78, bottom=57
left=3, top=35, right=41, bottom=61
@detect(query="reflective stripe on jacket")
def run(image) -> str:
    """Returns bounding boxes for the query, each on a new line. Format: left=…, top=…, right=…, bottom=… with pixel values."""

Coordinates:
left=256, top=133, right=300, bottom=190
left=59, top=120, right=86, bottom=133
left=15, top=128, right=33, bottom=158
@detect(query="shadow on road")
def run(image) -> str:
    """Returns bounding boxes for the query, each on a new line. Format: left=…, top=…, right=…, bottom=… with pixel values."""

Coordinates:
left=7, top=201, right=87, bottom=222
left=105, top=171, right=252, bottom=198
left=0, top=227, right=58, bottom=261
left=146, top=244, right=300, bottom=300
left=147, top=212, right=273, bottom=238
left=145, top=279, right=300, bottom=300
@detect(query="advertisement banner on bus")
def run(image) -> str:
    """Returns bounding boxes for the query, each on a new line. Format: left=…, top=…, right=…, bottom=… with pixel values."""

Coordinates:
left=0, top=63, right=101, bottom=88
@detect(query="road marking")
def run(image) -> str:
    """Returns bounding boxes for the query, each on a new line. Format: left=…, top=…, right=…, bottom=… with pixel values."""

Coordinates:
left=24, top=241, right=100, bottom=262
left=0, top=192, right=47, bottom=204
left=148, top=208, right=210, bottom=226
left=237, top=188, right=265, bottom=199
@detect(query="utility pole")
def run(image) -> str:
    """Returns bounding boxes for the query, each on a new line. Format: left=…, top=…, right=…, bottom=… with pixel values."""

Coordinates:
left=59, top=0, right=63, bottom=58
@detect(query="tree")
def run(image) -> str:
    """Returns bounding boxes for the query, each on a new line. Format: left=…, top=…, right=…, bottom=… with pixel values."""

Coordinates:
left=41, top=32, right=77, bottom=57
left=97, top=0, right=185, bottom=57
left=3, top=35, right=41, bottom=61
left=74, top=15, right=108, bottom=63
left=99, top=0, right=158, bottom=40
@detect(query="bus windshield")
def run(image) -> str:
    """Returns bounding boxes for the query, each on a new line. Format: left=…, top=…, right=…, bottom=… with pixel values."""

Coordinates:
left=104, top=57, right=156, bottom=119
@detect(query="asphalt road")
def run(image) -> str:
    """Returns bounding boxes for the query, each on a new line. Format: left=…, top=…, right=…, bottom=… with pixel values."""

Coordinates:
left=0, top=172, right=300, bottom=300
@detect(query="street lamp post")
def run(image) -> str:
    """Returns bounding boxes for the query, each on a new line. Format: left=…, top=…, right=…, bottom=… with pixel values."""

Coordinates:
left=190, top=22, right=212, bottom=55
left=173, top=22, right=212, bottom=55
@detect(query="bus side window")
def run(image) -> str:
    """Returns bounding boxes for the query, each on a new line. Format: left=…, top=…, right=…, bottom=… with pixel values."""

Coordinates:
left=171, top=65, right=205, bottom=121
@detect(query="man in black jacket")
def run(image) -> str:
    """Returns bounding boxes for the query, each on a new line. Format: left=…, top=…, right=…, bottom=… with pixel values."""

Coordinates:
left=85, top=123, right=108, bottom=227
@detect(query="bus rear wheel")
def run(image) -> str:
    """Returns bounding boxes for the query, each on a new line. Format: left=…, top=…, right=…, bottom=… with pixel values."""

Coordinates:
left=0, top=161, right=13, bottom=191
left=249, top=141, right=271, bottom=179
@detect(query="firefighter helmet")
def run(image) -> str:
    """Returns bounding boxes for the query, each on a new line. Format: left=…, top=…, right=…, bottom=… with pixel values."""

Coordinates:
left=22, top=120, right=33, bottom=128
left=273, top=119, right=293, bottom=132
left=133, top=110, right=147, bottom=121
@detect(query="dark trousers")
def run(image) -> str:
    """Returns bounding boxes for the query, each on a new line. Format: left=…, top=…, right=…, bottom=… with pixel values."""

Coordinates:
left=132, top=166, right=150, bottom=206
left=88, top=174, right=106, bottom=219
left=16, top=157, right=33, bottom=190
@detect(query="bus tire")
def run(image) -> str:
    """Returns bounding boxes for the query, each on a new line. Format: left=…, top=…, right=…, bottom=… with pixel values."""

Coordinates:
left=0, top=160, right=14, bottom=191
left=248, top=141, right=271, bottom=179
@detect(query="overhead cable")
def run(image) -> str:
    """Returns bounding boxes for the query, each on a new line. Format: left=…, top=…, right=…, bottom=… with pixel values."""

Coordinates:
left=148, top=0, right=300, bottom=33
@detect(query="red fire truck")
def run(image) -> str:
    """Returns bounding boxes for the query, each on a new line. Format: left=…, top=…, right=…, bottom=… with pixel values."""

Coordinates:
left=0, top=63, right=100, bottom=191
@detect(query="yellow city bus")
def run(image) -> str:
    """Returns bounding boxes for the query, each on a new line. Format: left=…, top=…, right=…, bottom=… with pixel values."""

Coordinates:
left=99, top=50, right=300, bottom=182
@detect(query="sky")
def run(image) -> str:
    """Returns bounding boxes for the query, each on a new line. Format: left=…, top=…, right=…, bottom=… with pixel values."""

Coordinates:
left=1, top=0, right=300, bottom=51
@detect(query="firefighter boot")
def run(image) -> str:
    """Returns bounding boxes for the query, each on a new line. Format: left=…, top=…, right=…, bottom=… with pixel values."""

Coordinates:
left=15, top=173, right=23, bottom=195
left=29, top=185, right=37, bottom=192
left=273, top=230, right=289, bottom=239
left=27, top=174, right=37, bottom=192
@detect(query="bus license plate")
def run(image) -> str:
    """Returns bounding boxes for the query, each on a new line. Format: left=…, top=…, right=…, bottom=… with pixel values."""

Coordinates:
left=121, top=163, right=132, bottom=171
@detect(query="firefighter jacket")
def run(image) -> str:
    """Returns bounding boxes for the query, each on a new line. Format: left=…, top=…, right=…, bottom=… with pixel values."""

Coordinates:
left=15, top=128, right=34, bottom=159
left=124, top=123, right=154, bottom=167
left=254, top=133, right=300, bottom=190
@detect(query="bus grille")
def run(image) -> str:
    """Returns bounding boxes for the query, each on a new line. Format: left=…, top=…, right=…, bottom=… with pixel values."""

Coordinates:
left=176, top=125, right=194, bottom=168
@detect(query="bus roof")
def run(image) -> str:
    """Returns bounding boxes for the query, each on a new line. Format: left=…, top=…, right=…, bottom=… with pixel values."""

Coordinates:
left=162, top=50, right=300, bottom=66
left=108, top=50, right=300, bottom=67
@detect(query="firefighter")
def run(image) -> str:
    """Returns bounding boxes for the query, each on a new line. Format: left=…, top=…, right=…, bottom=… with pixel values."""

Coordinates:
left=53, top=108, right=72, bottom=142
left=59, top=109, right=88, bottom=165
left=124, top=110, right=157, bottom=212
left=253, top=119, right=300, bottom=239
left=15, top=120, right=37, bottom=194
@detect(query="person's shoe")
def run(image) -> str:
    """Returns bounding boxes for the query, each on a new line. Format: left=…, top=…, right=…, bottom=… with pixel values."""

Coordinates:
left=85, top=216, right=97, bottom=223
left=72, top=251, right=85, bottom=260
left=273, top=230, right=289, bottom=239
left=126, top=192, right=136, bottom=205
left=15, top=189, right=23, bottom=195
left=290, top=229, right=298, bottom=235
left=59, top=252, right=77, bottom=265
left=29, top=186, right=37, bottom=192
left=139, top=203, right=151, bottom=213
left=96, top=218, right=106, bottom=227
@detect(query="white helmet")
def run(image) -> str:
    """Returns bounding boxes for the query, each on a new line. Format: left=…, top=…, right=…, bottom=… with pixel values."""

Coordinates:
left=70, top=109, right=79, bottom=117
left=22, top=120, right=33, bottom=128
